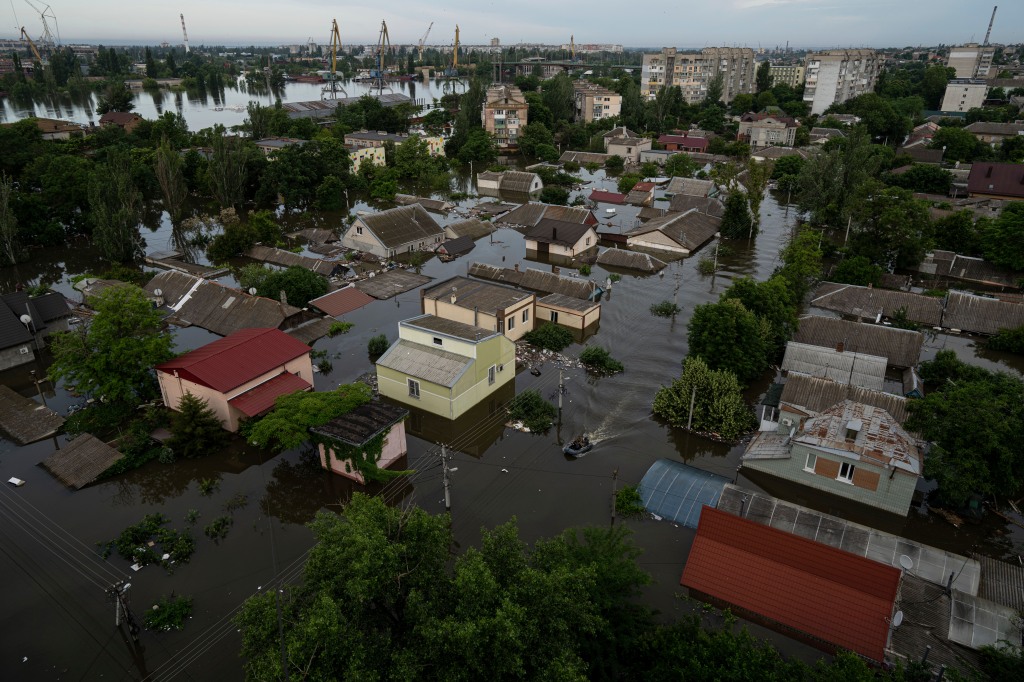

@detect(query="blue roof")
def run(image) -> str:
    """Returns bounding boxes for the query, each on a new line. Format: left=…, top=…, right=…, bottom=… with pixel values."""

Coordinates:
left=638, top=459, right=729, bottom=528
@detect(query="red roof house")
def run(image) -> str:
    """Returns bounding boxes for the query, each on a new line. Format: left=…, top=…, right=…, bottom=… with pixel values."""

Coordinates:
left=967, top=162, right=1024, bottom=200
left=681, top=506, right=901, bottom=665
left=658, top=133, right=709, bottom=154
left=156, top=328, right=314, bottom=432
left=99, top=111, right=144, bottom=133
left=589, top=189, right=627, bottom=204
left=308, top=286, right=376, bottom=317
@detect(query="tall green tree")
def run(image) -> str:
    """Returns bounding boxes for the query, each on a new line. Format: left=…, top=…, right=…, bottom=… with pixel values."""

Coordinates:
left=541, top=72, right=574, bottom=124
left=88, top=151, right=144, bottom=262
left=755, top=61, right=772, bottom=94
left=95, top=82, right=135, bottom=115
left=653, top=356, right=756, bottom=440
left=687, top=298, right=770, bottom=385
left=930, top=126, right=984, bottom=162
left=155, top=139, right=189, bottom=223
left=850, top=185, right=931, bottom=270
left=982, top=202, right=1024, bottom=271
left=0, top=173, right=18, bottom=265
left=49, top=285, right=174, bottom=405
left=797, top=128, right=880, bottom=227
left=208, top=126, right=250, bottom=208
left=246, top=383, right=372, bottom=452
left=720, top=190, right=753, bottom=239
left=744, top=159, right=774, bottom=231
left=168, top=393, right=228, bottom=459
left=704, top=73, right=724, bottom=105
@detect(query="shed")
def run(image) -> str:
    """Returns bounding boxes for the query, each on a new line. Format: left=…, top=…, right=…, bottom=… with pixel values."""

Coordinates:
left=436, top=235, right=475, bottom=258
left=311, top=400, right=409, bottom=482
left=793, top=316, right=923, bottom=368
left=41, top=434, right=123, bottom=489
left=536, top=293, right=601, bottom=330
left=595, top=248, right=668, bottom=273
left=781, top=342, right=887, bottom=391
left=308, top=286, right=376, bottom=317
left=637, top=459, right=729, bottom=528
left=444, top=217, right=495, bottom=241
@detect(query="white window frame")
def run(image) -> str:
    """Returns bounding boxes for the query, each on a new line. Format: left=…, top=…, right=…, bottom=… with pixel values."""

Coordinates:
left=522, top=308, right=529, bottom=323
left=507, top=316, right=515, bottom=330
left=838, top=462, right=855, bottom=484
left=804, top=453, right=817, bottom=473
left=356, top=225, right=363, bottom=235
left=408, top=379, right=420, bottom=399
left=488, top=365, right=496, bottom=385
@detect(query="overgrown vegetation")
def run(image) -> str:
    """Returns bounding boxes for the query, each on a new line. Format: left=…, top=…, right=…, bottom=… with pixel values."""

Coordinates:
left=246, top=383, right=373, bottom=452
left=507, top=390, right=558, bottom=433
left=144, top=595, right=194, bottom=632
left=614, top=485, right=646, bottom=517
left=204, top=515, right=233, bottom=541
left=367, top=334, right=390, bottom=357
left=328, top=321, right=354, bottom=337
left=101, top=513, right=195, bottom=570
left=654, top=356, right=756, bottom=441
left=579, top=346, right=624, bottom=375
left=523, top=324, right=574, bottom=352
left=650, top=300, right=681, bottom=317
left=988, top=325, right=1024, bottom=355
left=167, top=393, right=228, bottom=459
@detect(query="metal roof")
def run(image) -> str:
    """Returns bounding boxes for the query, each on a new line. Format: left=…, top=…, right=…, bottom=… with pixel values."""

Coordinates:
left=781, top=341, right=887, bottom=390
left=794, top=400, right=921, bottom=473
left=353, top=270, right=432, bottom=300
left=402, top=314, right=497, bottom=343
left=376, top=339, right=473, bottom=387
left=311, top=400, right=409, bottom=446
left=438, top=235, right=475, bottom=256
left=779, top=374, right=909, bottom=424
left=228, top=372, right=311, bottom=417
left=793, top=315, right=923, bottom=368
left=943, top=290, right=1024, bottom=336
left=41, top=434, right=123, bottom=490
left=445, top=217, right=494, bottom=241
left=681, top=506, right=900, bottom=665
left=467, top=263, right=599, bottom=301
left=496, top=203, right=595, bottom=229
left=968, top=162, right=1024, bottom=198
left=810, top=282, right=944, bottom=327
left=537, top=293, right=599, bottom=314
left=637, top=459, right=729, bottom=528
left=245, top=245, right=338, bottom=277
left=976, top=556, right=1024, bottom=612
left=664, top=177, right=715, bottom=197
left=422, top=277, right=533, bottom=314
left=156, top=328, right=311, bottom=393
left=0, top=293, right=33, bottom=348
left=309, top=286, right=376, bottom=317
left=666, top=194, right=725, bottom=217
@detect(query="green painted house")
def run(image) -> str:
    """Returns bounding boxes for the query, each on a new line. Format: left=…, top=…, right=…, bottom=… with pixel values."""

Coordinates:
left=375, top=314, right=516, bottom=419
left=741, top=400, right=922, bottom=516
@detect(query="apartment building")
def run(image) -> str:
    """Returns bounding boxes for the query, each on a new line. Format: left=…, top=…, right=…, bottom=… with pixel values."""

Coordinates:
left=640, top=47, right=756, bottom=104
left=572, top=82, right=622, bottom=123
left=802, top=50, right=881, bottom=116
left=940, top=79, right=988, bottom=113
left=769, top=64, right=805, bottom=88
left=946, top=44, right=995, bottom=79
left=481, top=84, right=529, bottom=148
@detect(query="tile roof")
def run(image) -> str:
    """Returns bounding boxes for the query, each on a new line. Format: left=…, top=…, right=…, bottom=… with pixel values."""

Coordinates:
left=376, top=339, right=473, bottom=387
left=228, top=372, right=311, bottom=417
left=589, top=189, right=627, bottom=204
left=40, top=434, right=123, bottom=490
left=943, top=290, right=1024, bottom=335
left=782, top=341, right=888, bottom=391
left=308, top=286, right=376, bottom=317
left=796, top=399, right=921, bottom=472
left=402, top=314, right=497, bottom=343
left=422, top=277, right=533, bottom=314
left=681, top=506, right=900, bottom=664
left=310, top=400, right=409, bottom=446
left=793, top=315, right=923, bottom=368
left=525, top=218, right=595, bottom=247
left=355, top=204, right=445, bottom=248
left=810, top=282, right=944, bottom=326
left=967, top=162, right=1024, bottom=198
left=625, top=209, right=721, bottom=252
left=658, top=134, right=709, bottom=150
left=779, top=374, right=909, bottom=424
left=156, top=328, right=311, bottom=393
left=667, top=194, right=725, bottom=217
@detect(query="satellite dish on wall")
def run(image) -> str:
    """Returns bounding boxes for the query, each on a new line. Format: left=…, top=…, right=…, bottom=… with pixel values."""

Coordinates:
left=892, top=611, right=904, bottom=627
left=154, top=288, right=162, bottom=297
left=899, top=555, right=914, bottom=571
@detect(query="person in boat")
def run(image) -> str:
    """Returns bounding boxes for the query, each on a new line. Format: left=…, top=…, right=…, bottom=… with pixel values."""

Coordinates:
left=569, top=435, right=590, bottom=450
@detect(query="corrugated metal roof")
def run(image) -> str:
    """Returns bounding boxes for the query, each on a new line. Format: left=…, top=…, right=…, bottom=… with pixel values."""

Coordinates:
left=626, top=209, right=721, bottom=252
left=156, top=328, right=311, bottom=393
left=498, top=171, right=540, bottom=194
left=637, top=459, right=729, bottom=528
left=681, top=506, right=900, bottom=665
left=810, top=282, right=944, bottom=327
left=228, top=372, right=311, bottom=417
left=467, top=263, right=599, bottom=300
left=311, top=400, right=409, bottom=446
left=976, top=556, right=1024, bottom=612
left=780, top=374, right=909, bottom=424
left=943, top=290, right=1024, bottom=335
left=793, top=315, right=923, bottom=368
left=496, top=203, right=595, bottom=229
left=595, top=248, right=667, bottom=273
left=538, top=293, right=599, bottom=314
left=353, top=270, right=432, bottom=300
left=246, top=245, right=338, bottom=277
left=355, top=204, right=445, bottom=248
left=422, top=276, right=533, bottom=314
left=781, top=342, right=887, bottom=390
left=285, top=317, right=335, bottom=345
left=558, top=150, right=609, bottom=164
left=665, top=177, right=715, bottom=197
left=402, top=314, right=497, bottom=342
left=41, top=434, right=122, bottom=490
left=309, top=286, right=376, bottom=317
left=445, top=217, right=494, bottom=241
left=376, top=339, right=473, bottom=387
left=795, top=400, right=921, bottom=472
left=394, top=194, right=454, bottom=212
left=667, top=195, right=725, bottom=217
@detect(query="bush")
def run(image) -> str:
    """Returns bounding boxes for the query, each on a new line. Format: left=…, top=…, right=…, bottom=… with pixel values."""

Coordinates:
left=650, top=300, right=681, bottom=317
left=523, top=324, right=574, bottom=351
left=204, top=515, right=233, bottom=540
left=653, top=356, right=756, bottom=440
left=539, top=185, right=569, bottom=206
left=605, top=155, right=624, bottom=170
left=832, top=255, right=883, bottom=287
left=144, top=595, right=194, bottom=632
left=614, top=485, right=645, bottom=517
left=697, top=257, right=716, bottom=276
left=328, top=321, right=354, bottom=337
left=562, top=161, right=580, bottom=173
left=617, top=173, right=643, bottom=194
left=988, top=325, right=1024, bottom=354
left=609, top=273, right=621, bottom=283
left=578, top=263, right=591, bottom=276
left=507, top=390, right=558, bottom=433
left=579, top=346, right=624, bottom=374
left=368, top=334, right=389, bottom=357
left=168, top=393, right=228, bottom=459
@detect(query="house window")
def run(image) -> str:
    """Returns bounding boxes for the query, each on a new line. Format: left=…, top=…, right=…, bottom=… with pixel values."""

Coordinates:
left=804, top=453, right=817, bottom=472
left=585, top=237, right=591, bottom=246
left=522, top=309, right=529, bottom=323
left=497, top=318, right=504, bottom=332
left=432, top=337, right=442, bottom=346
left=838, top=462, right=855, bottom=484
left=507, top=316, right=515, bottom=330
left=408, top=379, right=420, bottom=399
left=550, top=311, right=559, bottom=323
left=356, top=226, right=363, bottom=235
left=488, top=365, right=496, bottom=385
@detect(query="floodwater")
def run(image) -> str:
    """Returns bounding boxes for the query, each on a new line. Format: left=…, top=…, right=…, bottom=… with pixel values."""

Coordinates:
left=2, top=170, right=1023, bottom=679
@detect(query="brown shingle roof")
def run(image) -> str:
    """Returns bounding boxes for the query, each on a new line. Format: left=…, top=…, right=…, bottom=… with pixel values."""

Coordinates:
left=967, top=162, right=1024, bottom=199
left=793, top=315, right=923, bottom=368
left=356, top=204, right=445, bottom=248
left=41, top=434, right=123, bottom=489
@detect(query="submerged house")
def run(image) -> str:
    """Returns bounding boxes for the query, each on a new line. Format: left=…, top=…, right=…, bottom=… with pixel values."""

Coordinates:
left=523, top=218, right=599, bottom=260
left=376, top=315, right=515, bottom=419
left=155, top=328, right=314, bottom=432
left=624, top=209, right=720, bottom=255
left=741, top=399, right=923, bottom=516
left=340, top=204, right=445, bottom=259
left=0, top=290, right=72, bottom=370
left=421, top=276, right=535, bottom=342
left=311, top=400, right=409, bottom=483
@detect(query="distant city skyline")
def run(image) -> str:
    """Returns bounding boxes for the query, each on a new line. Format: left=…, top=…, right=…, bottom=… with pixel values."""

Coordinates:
left=5, top=1, right=1022, bottom=49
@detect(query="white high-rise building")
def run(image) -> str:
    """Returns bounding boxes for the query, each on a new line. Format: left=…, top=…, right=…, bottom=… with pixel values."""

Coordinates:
left=946, top=44, right=995, bottom=79
left=802, top=50, right=881, bottom=116
left=640, top=47, right=756, bottom=104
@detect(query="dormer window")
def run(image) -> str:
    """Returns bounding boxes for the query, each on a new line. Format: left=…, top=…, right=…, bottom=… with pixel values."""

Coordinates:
left=845, top=419, right=862, bottom=442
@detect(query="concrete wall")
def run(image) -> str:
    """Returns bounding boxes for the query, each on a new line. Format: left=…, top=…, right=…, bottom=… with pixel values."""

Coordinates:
left=157, top=354, right=313, bottom=432
left=627, top=232, right=688, bottom=254
left=318, top=422, right=407, bottom=483
left=422, top=297, right=535, bottom=342
left=0, top=344, right=34, bottom=371
left=349, top=147, right=385, bottom=172
left=535, top=304, right=600, bottom=331
left=606, top=139, right=651, bottom=163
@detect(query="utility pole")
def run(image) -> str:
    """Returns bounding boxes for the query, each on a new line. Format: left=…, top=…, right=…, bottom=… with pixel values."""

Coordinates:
left=441, top=444, right=451, bottom=513
left=610, top=468, right=618, bottom=526
left=109, top=581, right=140, bottom=643
left=686, top=385, right=697, bottom=431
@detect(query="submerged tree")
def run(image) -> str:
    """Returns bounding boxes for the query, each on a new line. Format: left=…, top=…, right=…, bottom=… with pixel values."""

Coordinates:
left=0, top=173, right=19, bottom=265
left=744, top=158, right=774, bottom=232
left=88, top=151, right=144, bottom=263
left=653, top=356, right=756, bottom=440
left=168, top=393, right=228, bottom=459
left=155, top=138, right=189, bottom=223
left=208, top=126, right=249, bottom=208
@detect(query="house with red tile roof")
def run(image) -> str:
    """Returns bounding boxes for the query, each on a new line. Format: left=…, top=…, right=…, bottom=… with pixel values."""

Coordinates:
left=156, top=328, right=314, bottom=432
left=98, top=111, right=144, bottom=133
left=681, top=506, right=902, bottom=665
left=658, top=133, right=709, bottom=154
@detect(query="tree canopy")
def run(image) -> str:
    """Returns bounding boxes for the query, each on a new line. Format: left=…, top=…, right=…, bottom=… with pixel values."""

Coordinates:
left=688, top=298, right=770, bottom=385
left=245, top=383, right=372, bottom=452
left=653, top=356, right=756, bottom=440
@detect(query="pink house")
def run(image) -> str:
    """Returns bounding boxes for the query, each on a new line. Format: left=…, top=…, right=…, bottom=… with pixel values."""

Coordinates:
left=155, top=328, right=314, bottom=432
left=310, top=400, right=409, bottom=482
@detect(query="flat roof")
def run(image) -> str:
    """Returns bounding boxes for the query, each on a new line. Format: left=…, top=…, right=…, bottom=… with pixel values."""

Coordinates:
left=422, top=277, right=533, bottom=314
left=402, top=314, right=498, bottom=343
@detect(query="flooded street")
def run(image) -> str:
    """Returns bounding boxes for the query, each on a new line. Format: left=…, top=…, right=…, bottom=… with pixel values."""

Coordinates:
left=2, top=159, right=1023, bottom=679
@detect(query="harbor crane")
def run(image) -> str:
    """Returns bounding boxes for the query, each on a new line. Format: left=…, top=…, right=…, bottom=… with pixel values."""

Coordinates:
left=441, top=25, right=463, bottom=93
left=983, top=5, right=997, bottom=46
left=180, top=13, right=190, bottom=53
left=19, top=26, right=43, bottom=63
left=570, top=34, right=575, bottom=62
left=321, top=18, right=347, bottom=99
left=23, top=0, right=59, bottom=53
left=417, top=21, right=432, bottom=63
left=368, top=19, right=392, bottom=94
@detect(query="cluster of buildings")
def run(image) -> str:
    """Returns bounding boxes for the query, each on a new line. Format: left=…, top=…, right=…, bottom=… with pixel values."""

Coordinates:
left=254, top=129, right=445, bottom=171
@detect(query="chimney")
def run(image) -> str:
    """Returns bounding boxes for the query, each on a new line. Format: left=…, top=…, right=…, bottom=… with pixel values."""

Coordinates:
left=280, top=290, right=288, bottom=306
left=836, top=341, right=844, bottom=353
left=450, top=286, right=457, bottom=305
left=552, top=227, right=557, bottom=241
left=514, top=263, right=520, bottom=272
left=474, top=306, right=479, bottom=326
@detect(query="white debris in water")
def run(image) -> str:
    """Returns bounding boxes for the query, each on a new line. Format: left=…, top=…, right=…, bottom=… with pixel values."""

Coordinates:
left=501, top=469, right=509, bottom=473
left=652, top=514, right=663, bottom=521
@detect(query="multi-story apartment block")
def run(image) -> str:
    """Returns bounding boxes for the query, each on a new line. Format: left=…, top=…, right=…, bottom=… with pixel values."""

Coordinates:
left=572, top=82, right=622, bottom=123
left=946, top=44, right=995, bottom=79
left=940, top=79, right=988, bottom=113
left=640, top=47, right=756, bottom=104
left=769, top=64, right=805, bottom=88
left=481, top=85, right=529, bottom=148
left=802, top=50, right=881, bottom=116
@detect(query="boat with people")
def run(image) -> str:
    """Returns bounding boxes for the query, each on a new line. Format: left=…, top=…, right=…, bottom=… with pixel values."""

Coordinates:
left=563, top=435, right=592, bottom=458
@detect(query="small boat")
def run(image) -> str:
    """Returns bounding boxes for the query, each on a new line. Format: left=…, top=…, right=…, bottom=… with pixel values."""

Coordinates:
left=563, top=435, right=593, bottom=458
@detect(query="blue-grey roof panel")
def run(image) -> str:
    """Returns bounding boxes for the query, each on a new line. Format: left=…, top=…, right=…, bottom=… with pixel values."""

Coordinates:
left=638, top=459, right=729, bottom=528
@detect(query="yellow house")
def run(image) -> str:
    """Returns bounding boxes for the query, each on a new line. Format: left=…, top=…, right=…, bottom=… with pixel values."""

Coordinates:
left=420, top=276, right=535, bottom=342
left=376, top=315, right=515, bottom=419
left=347, top=145, right=386, bottom=171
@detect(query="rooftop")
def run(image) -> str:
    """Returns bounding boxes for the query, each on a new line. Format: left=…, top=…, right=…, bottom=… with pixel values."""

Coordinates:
left=525, top=218, right=595, bottom=247
left=402, top=314, right=498, bottom=343
left=310, top=400, right=409, bottom=446
left=355, top=204, right=445, bottom=248
left=793, top=315, right=923, bottom=368
left=41, top=434, right=123, bottom=490
left=376, top=339, right=473, bottom=387
left=795, top=400, right=921, bottom=473
left=227, top=372, right=311, bottom=417
left=422, top=277, right=533, bottom=314
left=781, top=341, right=887, bottom=391
left=967, top=162, right=1024, bottom=199
left=308, top=286, right=376, bottom=317
left=538, top=292, right=600, bottom=314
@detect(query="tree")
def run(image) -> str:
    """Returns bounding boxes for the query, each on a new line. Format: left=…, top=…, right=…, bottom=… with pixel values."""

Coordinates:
left=883, top=164, right=952, bottom=195
left=906, top=351, right=1024, bottom=506
left=541, top=72, right=574, bottom=124
left=617, top=173, right=643, bottom=194
left=777, top=227, right=824, bottom=300
left=155, top=139, right=189, bottom=223
left=457, top=128, right=497, bottom=163
left=167, top=393, right=228, bottom=459
left=653, top=356, right=756, bottom=440
left=687, top=299, right=770, bottom=385
left=919, top=64, right=956, bottom=109
left=246, top=383, right=373, bottom=452
left=982, top=203, right=1024, bottom=271
left=663, top=153, right=698, bottom=178
left=49, top=285, right=174, bottom=406
left=719, top=190, right=753, bottom=239
left=516, top=122, right=554, bottom=158
left=539, top=185, right=569, bottom=205
left=755, top=61, right=772, bottom=94
left=0, top=173, right=19, bottom=265
left=703, top=73, right=724, bottom=105
left=850, top=185, right=932, bottom=270
left=744, top=159, right=774, bottom=231
left=88, top=151, right=144, bottom=263
left=933, top=210, right=982, bottom=255
left=797, top=128, right=880, bottom=227
left=720, top=276, right=798, bottom=352
left=95, top=82, right=135, bottom=115
left=930, top=126, right=984, bottom=162
left=255, top=266, right=328, bottom=308
left=208, top=126, right=250, bottom=208
left=832, top=255, right=883, bottom=286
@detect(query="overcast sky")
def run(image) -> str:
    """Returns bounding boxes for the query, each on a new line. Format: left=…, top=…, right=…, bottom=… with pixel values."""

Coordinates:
left=7, top=1, right=1022, bottom=48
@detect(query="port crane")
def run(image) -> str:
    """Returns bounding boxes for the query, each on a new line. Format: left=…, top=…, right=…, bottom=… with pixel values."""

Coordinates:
left=441, top=25, right=463, bottom=93
left=19, top=26, right=43, bottom=63
left=321, top=18, right=347, bottom=99
left=417, top=21, right=433, bottom=63
left=180, top=13, right=190, bottom=53
left=368, top=19, right=392, bottom=94
left=23, top=0, right=59, bottom=54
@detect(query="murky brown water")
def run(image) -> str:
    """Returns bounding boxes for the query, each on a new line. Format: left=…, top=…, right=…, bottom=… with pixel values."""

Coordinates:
left=1, top=176, right=1022, bottom=679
